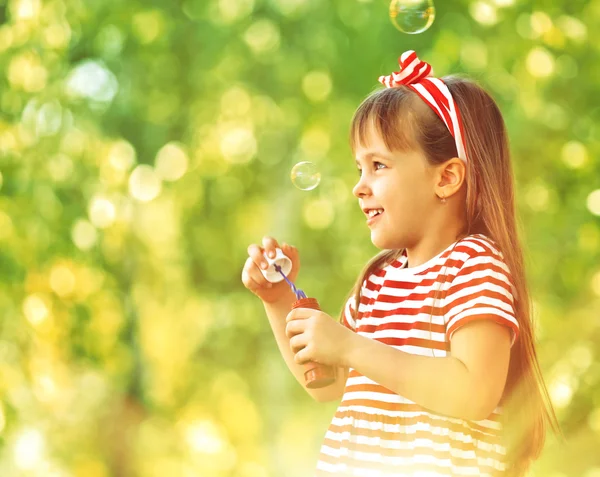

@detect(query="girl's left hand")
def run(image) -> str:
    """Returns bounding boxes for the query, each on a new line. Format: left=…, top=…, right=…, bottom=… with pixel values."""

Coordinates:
left=285, top=307, right=354, bottom=367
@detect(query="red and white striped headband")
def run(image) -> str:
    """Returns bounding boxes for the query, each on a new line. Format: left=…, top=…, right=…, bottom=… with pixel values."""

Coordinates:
left=378, top=50, right=468, bottom=163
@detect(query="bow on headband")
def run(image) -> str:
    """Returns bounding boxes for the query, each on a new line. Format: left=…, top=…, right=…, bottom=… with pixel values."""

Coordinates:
left=378, top=50, right=468, bottom=163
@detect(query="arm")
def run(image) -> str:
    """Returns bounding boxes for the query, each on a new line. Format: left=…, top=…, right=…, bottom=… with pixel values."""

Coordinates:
left=263, top=288, right=348, bottom=403
left=342, top=316, right=512, bottom=421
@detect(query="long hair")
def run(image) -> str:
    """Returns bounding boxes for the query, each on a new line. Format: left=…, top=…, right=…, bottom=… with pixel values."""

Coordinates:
left=340, top=77, right=563, bottom=476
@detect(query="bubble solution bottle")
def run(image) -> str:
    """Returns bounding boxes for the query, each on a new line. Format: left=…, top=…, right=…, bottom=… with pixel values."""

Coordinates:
left=291, top=296, right=336, bottom=389
left=261, top=248, right=336, bottom=389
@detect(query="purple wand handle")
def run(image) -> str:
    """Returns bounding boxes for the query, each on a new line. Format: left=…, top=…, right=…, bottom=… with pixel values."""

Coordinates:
left=274, top=264, right=307, bottom=300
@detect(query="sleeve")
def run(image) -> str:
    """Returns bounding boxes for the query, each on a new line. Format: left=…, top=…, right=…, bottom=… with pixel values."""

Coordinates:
left=341, top=295, right=357, bottom=332
left=444, top=251, right=519, bottom=348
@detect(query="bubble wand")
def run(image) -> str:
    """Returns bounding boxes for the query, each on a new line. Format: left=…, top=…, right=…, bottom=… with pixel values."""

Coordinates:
left=274, top=264, right=306, bottom=300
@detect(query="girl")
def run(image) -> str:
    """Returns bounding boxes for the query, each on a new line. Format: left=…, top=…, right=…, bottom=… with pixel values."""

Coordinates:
left=242, top=51, right=562, bottom=476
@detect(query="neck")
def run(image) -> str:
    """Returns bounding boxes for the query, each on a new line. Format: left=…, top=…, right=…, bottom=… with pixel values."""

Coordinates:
left=404, top=214, right=468, bottom=269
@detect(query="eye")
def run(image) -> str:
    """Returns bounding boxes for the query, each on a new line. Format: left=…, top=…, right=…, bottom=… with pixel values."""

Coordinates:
left=356, top=161, right=387, bottom=176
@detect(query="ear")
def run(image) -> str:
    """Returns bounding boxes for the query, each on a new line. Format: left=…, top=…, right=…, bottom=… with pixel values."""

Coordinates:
left=433, top=157, right=466, bottom=200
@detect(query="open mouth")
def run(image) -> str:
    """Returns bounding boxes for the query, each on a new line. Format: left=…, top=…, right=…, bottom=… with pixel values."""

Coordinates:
left=366, top=208, right=384, bottom=225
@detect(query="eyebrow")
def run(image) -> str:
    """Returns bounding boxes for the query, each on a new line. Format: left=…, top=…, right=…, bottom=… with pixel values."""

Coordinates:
left=355, top=152, right=394, bottom=165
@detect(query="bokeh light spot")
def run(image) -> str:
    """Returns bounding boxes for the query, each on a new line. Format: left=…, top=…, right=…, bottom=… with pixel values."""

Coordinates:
left=526, top=47, right=555, bottom=78
left=591, top=270, right=600, bottom=297
left=300, top=127, right=330, bottom=158
left=132, top=10, right=165, bottom=45
left=129, top=165, right=162, bottom=202
left=220, top=127, right=257, bottom=164
left=561, top=141, right=588, bottom=169
left=469, top=1, right=498, bottom=26
left=88, top=196, right=117, bottom=228
left=243, top=19, right=280, bottom=55
left=72, top=219, right=98, bottom=251
left=186, top=420, right=226, bottom=454
left=557, top=15, right=587, bottom=42
left=50, top=264, right=76, bottom=297
left=43, top=22, right=72, bottom=50
left=12, top=0, right=41, bottom=20
left=8, top=50, right=47, bottom=92
left=65, top=60, right=119, bottom=103
left=216, top=0, right=255, bottom=24
left=221, top=87, right=252, bottom=118
left=0, top=402, right=5, bottom=434
left=302, top=198, right=334, bottom=229
left=460, top=38, right=488, bottom=71
left=549, top=379, right=574, bottom=409
left=302, top=71, right=332, bottom=102
left=587, top=190, right=600, bottom=216
left=108, top=140, right=137, bottom=171
left=14, top=429, right=45, bottom=470
left=94, top=24, right=125, bottom=57
left=525, top=181, right=550, bottom=211
left=0, top=209, right=12, bottom=241
left=270, top=0, right=308, bottom=17
left=22, top=295, right=50, bottom=327
left=155, top=142, right=189, bottom=182
left=36, top=100, right=63, bottom=137
left=0, top=25, right=13, bottom=52
left=530, top=11, right=553, bottom=38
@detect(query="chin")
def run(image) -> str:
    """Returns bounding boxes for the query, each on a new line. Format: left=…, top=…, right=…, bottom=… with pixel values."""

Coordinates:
left=371, top=232, right=402, bottom=251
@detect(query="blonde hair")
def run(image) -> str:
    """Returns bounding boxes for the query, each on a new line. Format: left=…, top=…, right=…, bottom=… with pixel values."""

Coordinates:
left=340, top=77, right=564, bottom=476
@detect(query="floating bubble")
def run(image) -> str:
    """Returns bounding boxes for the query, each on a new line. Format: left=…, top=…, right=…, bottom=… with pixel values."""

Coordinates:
left=389, top=0, right=435, bottom=34
left=291, top=161, right=321, bottom=191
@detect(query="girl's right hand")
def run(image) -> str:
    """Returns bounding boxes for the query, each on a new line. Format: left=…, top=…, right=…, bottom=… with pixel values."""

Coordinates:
left=242, top=236, right=300, bottom=304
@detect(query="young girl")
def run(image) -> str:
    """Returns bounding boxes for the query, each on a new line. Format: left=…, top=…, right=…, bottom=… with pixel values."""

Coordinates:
left=242, top=51, right=562, bottom=476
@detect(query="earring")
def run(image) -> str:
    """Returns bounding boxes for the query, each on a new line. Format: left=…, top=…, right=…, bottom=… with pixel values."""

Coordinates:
left=440, top=194, right=446, bottom=204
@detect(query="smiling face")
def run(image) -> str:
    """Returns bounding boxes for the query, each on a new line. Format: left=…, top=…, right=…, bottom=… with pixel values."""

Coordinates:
left=352, top=123, right=438, bottom=250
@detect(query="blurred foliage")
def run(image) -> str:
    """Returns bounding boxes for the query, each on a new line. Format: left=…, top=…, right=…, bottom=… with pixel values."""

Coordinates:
left=0, top=0, right=599, bottom=475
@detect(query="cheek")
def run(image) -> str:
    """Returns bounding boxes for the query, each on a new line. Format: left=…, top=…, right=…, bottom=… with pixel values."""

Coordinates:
left=383, top=179, right=432, bottom=213
left=384, top=179, right=417, bottom=203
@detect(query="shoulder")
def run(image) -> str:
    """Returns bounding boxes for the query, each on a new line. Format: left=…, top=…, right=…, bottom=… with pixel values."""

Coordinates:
left=455, top=233, right=505, bottom=261
left=450, top=234, right=512, bottom=279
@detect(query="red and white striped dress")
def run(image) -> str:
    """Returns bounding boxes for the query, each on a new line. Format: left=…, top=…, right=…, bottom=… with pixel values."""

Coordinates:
left=315, top=234, right=520, bottom=477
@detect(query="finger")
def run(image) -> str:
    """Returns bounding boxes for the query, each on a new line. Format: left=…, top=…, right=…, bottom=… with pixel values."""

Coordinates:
left=281, top=241, right=297, bottom=256
left=262, top=236, right=279, bottom=260
left=285, top=310, right=298, bottom=323
left=289, top=334, right=307, bottom=354
left=280, top=244, right=295, bottom=264
left=295, top=347, right=311, bottom=365
left=242, top=261, right=266, bottom=291
left=244, top=257, right=273, bottom=288
left=285, top=319, right=303, bottom=338
left=286, top=308, right=315, bottom=322
left=250, top=272, right=273, bottom=291
left=241, top=256, right=253, bottom=284
left=247, top=243, right=269, bottom=271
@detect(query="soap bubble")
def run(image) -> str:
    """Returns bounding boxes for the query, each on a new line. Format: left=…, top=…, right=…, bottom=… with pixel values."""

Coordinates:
left=389, top=0, right=436, bottom=34
left=291, top=161, right=321, bottom=191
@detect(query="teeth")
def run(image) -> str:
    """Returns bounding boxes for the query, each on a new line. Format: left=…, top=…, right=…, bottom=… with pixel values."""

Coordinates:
left=368, top=209, right=383, bottom=218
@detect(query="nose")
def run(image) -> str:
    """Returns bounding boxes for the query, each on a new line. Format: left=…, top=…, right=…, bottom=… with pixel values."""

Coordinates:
left=352, top=173, right=371, bottom=198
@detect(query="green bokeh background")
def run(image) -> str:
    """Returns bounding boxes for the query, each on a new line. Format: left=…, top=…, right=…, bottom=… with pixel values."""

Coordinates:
left=0, top=0, right=599, bottom=475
